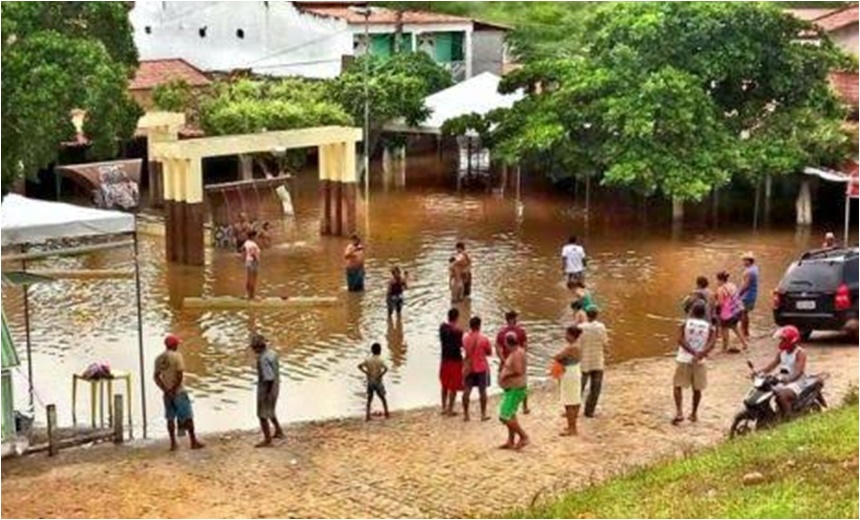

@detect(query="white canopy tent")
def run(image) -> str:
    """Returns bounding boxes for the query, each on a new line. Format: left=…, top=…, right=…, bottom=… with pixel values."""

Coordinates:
left=1, top=194, right=134, bottom=245
left=0, top=195, right=148, bottom=437
left=803, top=164, right=858, bottom=245
left=384, top=72, right=525, bottom=135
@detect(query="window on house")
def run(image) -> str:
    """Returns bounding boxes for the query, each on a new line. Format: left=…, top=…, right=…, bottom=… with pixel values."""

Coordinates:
left=433, top=32, right=465, bottom=63
left=199, top=26, right=207, bottom=38
left=144, top=26, right=152, bottom=34
left=236, top=28, right=245, bottom=39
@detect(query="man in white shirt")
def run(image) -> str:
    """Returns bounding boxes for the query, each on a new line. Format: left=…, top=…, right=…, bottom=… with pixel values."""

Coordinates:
left=561, top=236, right=587, bottom=284
left=672, top=301, right=716, bottom=425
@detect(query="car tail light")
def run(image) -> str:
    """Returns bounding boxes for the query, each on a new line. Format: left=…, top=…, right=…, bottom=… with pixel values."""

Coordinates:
left=835, top=283, right=851, bottom=311
left=772, top=289, right=781, bottom=310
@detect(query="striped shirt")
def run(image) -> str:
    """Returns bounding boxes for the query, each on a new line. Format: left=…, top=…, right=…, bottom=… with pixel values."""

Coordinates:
left=578, top=321, right=608, bottom=372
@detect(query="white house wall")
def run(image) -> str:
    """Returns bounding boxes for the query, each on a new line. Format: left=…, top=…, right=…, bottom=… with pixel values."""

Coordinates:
left=131, top=2, right=351, bottom=78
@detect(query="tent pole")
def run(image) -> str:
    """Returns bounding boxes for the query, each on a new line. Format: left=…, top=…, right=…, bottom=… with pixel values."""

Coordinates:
left=21, top=244, right=33, bottom=409
left=132, top=227, right=147, bottom=439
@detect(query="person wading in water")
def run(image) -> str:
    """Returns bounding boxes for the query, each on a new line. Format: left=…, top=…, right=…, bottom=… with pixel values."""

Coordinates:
left=344, top=234, right=366, bottom=292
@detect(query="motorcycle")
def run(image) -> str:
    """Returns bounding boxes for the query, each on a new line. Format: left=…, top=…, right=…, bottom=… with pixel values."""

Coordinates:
left=729, top=360, right=828, bottom=438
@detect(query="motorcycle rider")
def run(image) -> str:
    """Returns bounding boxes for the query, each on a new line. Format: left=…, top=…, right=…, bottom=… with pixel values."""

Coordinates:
left=754, top=325, right=808, bottom=418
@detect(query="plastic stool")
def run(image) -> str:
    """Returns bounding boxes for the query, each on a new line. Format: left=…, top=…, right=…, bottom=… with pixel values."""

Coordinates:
left=72, top=371, right=133, bottom=437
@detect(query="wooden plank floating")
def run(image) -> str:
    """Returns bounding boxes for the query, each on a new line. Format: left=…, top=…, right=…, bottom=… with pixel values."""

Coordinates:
left=182, top=295, right=339, bottom=310
left=29, top=269, right=134, bottom=280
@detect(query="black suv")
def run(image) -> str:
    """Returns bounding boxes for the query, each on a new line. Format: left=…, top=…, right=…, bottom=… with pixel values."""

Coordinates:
left=772, top=247, right=858, bottom=340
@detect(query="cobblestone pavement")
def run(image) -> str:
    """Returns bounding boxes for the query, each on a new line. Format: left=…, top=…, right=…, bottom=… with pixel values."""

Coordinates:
left=2, top=338, right=857, bottom=518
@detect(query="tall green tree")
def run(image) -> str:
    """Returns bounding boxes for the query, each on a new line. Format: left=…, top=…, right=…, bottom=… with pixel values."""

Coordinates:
left=1, top=2, right=142, bottom=195
left=484, top=2, right=853, bottom=202
left=327, top=51, right=453, bottom=170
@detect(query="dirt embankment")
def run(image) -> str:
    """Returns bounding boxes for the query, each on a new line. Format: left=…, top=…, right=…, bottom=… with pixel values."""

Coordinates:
left=2, top=336, right=857, bottom=518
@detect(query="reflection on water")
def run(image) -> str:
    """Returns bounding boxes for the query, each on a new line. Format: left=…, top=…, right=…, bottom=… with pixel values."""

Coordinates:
left=1, top=160, right=838, bottom=436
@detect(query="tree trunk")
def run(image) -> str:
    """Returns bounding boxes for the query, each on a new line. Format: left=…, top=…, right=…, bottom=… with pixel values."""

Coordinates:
left=671, top=196, right=684, bottom=223
left=394, top=10, right=404, bottom=53
left=753, top=179, right=761, bottom=230
left=796, top=179, right=812, bottom=226
left=711, top=186, right=720, bottom=228
left=764, top=173, right=773, bottom=225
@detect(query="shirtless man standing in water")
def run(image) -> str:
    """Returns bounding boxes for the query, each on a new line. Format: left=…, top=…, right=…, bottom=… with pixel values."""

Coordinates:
left=455, top=242, right=473, bottom=297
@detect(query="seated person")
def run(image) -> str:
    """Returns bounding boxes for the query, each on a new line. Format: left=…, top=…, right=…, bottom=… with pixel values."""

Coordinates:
left=754, top=325, right=808, bottom=417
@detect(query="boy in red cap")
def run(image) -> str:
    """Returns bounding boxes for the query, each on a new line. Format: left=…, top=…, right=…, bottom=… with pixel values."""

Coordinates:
left=154, top=334, right=204, bottom=450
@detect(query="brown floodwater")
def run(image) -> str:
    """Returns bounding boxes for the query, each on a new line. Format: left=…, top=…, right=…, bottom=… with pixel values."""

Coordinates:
left=1, top=156, right=843, bottom=436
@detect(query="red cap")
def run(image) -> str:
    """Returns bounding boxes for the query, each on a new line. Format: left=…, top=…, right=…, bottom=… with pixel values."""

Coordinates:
left=164, top=334, right=182, bottom=348
left=773, top=326, right=800, bottom=351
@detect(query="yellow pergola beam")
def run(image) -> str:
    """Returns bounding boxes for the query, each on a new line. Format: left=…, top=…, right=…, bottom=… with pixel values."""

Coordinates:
left=137, top=111, right=186, bottom=132
left=151, top=126, right=363, bottom=160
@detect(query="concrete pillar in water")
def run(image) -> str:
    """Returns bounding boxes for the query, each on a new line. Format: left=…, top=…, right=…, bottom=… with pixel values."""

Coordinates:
left=319, top=142, right=357, bottom=236
left=238, top=154, right=254, bottom=181
left=382, top=146, right=393, bottom=191
left=395, top=146, right=406, bottom=189
left=671, top=197, right=684, bottom=222
left=796, top=179, right=813, bottom=226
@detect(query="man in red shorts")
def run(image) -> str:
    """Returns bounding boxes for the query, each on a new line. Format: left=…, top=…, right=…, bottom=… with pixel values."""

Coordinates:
left=495, top=310, right=529, bottom=414
left=439, top=308, right=464, bottom=416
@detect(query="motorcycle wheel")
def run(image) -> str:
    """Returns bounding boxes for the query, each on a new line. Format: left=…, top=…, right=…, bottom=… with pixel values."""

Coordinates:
left=730, top=411, right=756, bottom=439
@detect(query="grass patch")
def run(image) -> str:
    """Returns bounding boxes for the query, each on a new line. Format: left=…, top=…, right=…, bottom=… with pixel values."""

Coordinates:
left=514, top=405, right=859, bottom=519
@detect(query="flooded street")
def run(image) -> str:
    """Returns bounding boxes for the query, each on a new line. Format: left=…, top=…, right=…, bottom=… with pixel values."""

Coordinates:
left=1, top=158, right=843, bottom=436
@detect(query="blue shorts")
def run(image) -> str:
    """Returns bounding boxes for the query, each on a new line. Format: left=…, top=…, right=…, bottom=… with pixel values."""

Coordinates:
left=163, top=391, right=193, bottom=423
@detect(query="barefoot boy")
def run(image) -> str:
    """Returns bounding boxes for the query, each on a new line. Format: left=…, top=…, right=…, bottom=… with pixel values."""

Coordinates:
left=358, top=342, right=390, bottom=420
left=498, top=332, right=529, bottom=450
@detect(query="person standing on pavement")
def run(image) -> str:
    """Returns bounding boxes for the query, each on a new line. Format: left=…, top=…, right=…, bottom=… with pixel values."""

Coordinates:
left=683, top=276, right=715, bottom=324
left=498, top=332, right=529, bottom=450
left=672, top=301, right=716, bottom=425
left=153, top=334, right=204, bottom=451
left=251, top=334, right=284, bottom=447
left=358, top=342, right=390, bottom=421
left=495, top=310, right=530, bottom=414
left=738, top=252, right=759, bottom=340
left=579, top=306, right=609, bottom=418
left=716, top=271, right=748, bottom=353
left=439, top=308, right=465, bottom=416
left=561, top=236, right=587, bottom=284
left=553, top=325, right=582, bottom=436
left=344, top=234, right=366, bottom=292
left=462, top=316, right=492, bottom=422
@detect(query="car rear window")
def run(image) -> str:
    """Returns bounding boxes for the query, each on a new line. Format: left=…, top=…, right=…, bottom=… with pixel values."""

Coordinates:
left=780, top=261, right=842, bottom=291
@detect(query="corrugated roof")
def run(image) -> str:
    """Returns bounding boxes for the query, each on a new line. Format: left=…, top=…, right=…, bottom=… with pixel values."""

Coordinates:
left=296, top=3, right=473, bottom=25
left=812, top=5, right=859, bottom=32
left=130, top=59, right=212, bottom=91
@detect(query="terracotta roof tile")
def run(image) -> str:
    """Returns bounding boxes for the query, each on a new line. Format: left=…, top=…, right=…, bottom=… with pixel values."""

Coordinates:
left=812, top=5, right=859, bottom=32
left=296, top=3, right=472, bottom=25
left=784, top=8, right=838, bottom=22
left=130, top=59, right=211, bottom=91
left=830, top=71, right=859, bottom=107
